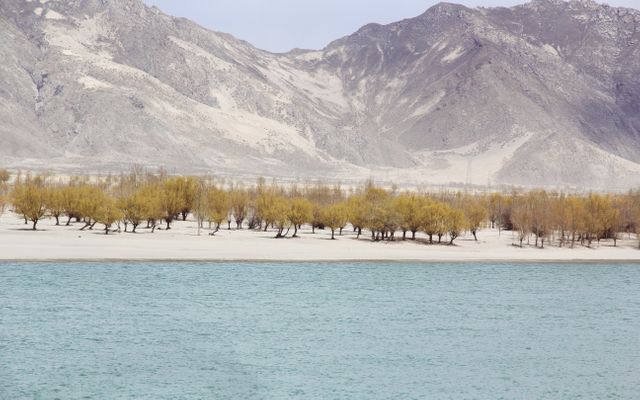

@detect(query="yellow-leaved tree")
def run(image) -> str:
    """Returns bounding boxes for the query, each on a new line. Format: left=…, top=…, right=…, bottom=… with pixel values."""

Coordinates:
left=205, top=187, right=229, bottom=235
left=11, top=177, right=47, bottom=230
left=566, top=195, right=586, bottom=248
left=420, top=199, right=446, bottom=244
left=61, top=184, right=83, bottom=226
left=323, top=203, right=348, bottom=240
left=140, top=184, right=165, bottom=233
left=346, top=195, right=367, bottom=239
left=94, top=194, right=124, bottom=235
left=584, top=193, right=610, bottom=247
left=464, top=200, right=488, bottom=241
left=394, top=193, right=426, bottom=240
left=288, top=197, right=313, bottom=237
left=77, top=185, right=106, bottom=231
left=230, top=189, right=249, bottom=229
left=45, top=186, right=66, bottom=226
left=118, top=184, right=160, bottom=233
left=179, top=177, right=199, bottom=221
left=161, top=178, right=185, bottom=230
left=271, top=196, right=292, bottom=238
left=511, top=194, right=533, bottom=247
left=446, top=208, right=467, bottom=245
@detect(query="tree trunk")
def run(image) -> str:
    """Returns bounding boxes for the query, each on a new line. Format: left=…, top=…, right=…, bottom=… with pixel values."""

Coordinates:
left=66, top=216, right=73, bottom=226
left=472, top=230, right=477, bottom=241
left=293, top=225, right=298, bottom=237
left=331, top=228, right=336, bottom=240
left=412, top=231, right=417, bottom=240
left=210, top=225, right=220, bottom=236
left=55, top=216, right=60, bottom=226
left=32, top=220, right=38, bottom=231
left=402, top=231, right=407, bottom=241
left=166, top=220, right=171, bottom=230
left=429, top=234, right=433, bottom=244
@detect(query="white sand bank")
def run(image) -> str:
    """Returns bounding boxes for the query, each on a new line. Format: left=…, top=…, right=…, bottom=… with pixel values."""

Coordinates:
left=0, top=212, right=639, bottom=262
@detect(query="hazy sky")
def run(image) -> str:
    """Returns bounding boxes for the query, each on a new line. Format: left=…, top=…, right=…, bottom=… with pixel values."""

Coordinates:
left=144, top=0, right=639, bottom=52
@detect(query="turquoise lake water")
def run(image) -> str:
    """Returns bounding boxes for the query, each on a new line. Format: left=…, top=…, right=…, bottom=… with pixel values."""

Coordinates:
left=1, top=262, right=639, bottom=399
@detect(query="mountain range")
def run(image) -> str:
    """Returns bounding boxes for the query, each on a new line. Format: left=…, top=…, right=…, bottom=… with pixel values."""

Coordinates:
left=1, top=0, right=639, bottom=189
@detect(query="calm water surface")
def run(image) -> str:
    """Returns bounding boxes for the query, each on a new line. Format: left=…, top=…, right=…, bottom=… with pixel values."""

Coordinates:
left=1, top=262, right=639, bottom=399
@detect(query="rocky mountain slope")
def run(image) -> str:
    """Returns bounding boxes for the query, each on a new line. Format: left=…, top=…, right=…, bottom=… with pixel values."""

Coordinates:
left=1, top=0, right=639, bottom=188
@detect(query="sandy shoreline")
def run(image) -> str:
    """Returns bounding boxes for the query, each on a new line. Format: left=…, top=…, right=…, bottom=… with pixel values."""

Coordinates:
left=3, top=258, right=640, bottom=264
left=1, top=212, right=639, bottom=263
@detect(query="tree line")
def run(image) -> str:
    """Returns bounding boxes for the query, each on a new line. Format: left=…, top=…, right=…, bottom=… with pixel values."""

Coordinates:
left=1, top=170, right=640, bottom=249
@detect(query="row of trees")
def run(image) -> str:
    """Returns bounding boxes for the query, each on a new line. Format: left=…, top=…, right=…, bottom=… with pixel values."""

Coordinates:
left=2, top=170, right=640, bottom=248
left=1, top=173, right=472, bottom=242
left=509, top=191, right=629, bottom=248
